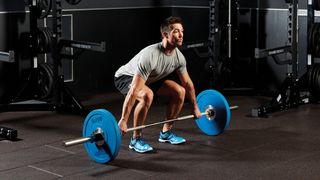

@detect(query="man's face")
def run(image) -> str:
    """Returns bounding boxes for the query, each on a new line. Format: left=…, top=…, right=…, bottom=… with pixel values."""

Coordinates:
left=166, top=23, right=184, bottom=47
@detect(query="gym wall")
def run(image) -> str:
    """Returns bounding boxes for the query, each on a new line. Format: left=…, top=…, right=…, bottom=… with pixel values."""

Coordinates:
left=238, top=0, right=309, bottom=92
left=0, top=0, right=312, bottom=102
left=0, top=0, right=210, bottom=101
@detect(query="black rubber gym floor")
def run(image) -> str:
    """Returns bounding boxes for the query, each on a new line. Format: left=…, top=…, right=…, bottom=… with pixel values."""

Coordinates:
left=1, top=91, right=320, bottom=179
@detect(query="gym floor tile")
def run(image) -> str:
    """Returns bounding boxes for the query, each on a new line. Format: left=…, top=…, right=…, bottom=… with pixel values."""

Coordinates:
left=61, top=165, right=150, bottom=180
left=0, top=145, right=70, bottom=171
left=1, top=93, right=320, bottom=179
left=26, top=155, right=102, bottom=178
left=238, top=150, right=320, bottom=180
left=0, top=166, right=59, bottom=180
left=192, top=137, right=320, bottom=179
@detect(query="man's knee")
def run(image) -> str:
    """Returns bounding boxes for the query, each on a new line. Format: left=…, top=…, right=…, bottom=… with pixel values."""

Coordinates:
left=175, top=86, right=185, bottom=102
left=139, top=90, right=154, bottom=108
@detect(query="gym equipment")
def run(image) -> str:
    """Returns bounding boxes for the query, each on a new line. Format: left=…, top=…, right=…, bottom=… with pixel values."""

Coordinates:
left=65, top=0, right=82, bottom=5
left=0, top=0, right=106, bottom=114
left=313, top=0, right=320, bottom=10
left=308, top=63, right=320, bottom=100
left=0, top=50, right=15, bottom=63
left=32, top=0, right=52, bottom=19
left=0, top=126, right=18, bottom=140
left=308, top=23, right=320, bottom=57
left=63, top=89, right=238, bottom=164
left=37, top=63, right=54, bottom=99
left=252, top=0, right=306, bottom=117
left=196, top=89, right=231, bottom=135
left=37, top=27, right=53, bottom=54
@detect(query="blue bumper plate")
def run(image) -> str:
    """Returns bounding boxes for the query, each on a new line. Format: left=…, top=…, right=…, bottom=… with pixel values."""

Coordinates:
left=83, top=109, right=121, bottom=164
left=196, top=89, right=230, bottom=135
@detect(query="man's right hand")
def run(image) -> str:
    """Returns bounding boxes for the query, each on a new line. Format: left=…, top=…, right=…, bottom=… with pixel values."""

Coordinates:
left=118, top=119, right=128, bottom=135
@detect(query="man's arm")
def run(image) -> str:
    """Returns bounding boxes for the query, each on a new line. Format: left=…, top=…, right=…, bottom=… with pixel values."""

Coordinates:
left=177, top=71, right=201, bottom=118
left=118, top=74, right=146, bottom=134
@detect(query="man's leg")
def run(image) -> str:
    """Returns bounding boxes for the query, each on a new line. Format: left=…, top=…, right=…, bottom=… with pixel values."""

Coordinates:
left=128, top=85, right=154, bottom=153
left=156, top=80, right=185, bottom=132
left=133, top=86, right=154, bottom=137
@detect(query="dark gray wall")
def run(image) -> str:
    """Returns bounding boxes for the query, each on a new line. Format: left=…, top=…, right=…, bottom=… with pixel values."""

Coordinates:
left=0, top=0, right=210, bottom=101
left=0, top=0, right=312, bottom=101
left=237, top=0, right=309, bottom=91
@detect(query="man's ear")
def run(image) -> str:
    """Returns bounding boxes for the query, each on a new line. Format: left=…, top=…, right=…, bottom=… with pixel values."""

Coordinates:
left=162, top=31, right=169, bottom=39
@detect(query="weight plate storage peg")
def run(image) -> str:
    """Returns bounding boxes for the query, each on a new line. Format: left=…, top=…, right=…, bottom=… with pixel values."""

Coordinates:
left=196, top=89, right=230, bottom=135
left=82, top=109, right=121, bottom=164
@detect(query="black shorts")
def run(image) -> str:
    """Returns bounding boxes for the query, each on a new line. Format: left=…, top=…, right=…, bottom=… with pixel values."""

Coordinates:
left=114, top=74, right=178, bottom=95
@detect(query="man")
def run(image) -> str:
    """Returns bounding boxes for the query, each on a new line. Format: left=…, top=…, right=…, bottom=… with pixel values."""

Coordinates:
left=114, top=16, right=201, bottom=153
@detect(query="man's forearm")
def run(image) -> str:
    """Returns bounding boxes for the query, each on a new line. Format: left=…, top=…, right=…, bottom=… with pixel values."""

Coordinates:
left=184, top=81, right=198, bottom=109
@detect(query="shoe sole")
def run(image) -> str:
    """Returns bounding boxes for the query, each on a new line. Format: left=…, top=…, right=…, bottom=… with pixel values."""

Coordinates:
left=158, top=139, right=186, bottom=145
left=129, top=145, right=153, bottom=153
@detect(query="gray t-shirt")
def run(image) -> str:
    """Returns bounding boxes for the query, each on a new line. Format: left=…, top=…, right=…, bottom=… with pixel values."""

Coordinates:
left=115, top=42, right=187, bottom=85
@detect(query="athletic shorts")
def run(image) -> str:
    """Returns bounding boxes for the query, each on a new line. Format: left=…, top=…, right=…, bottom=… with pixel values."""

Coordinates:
left=114, top=74, right=178, bottom=95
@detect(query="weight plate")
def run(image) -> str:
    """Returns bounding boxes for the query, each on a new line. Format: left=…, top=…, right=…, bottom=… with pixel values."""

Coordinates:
left=312, top=24, right=319, bottom=57
left=36, top=0, right=52, bottom=19
left=83, top=109, right=121, bottom=164
left=308, top=65, right=314, bottom=91
left=316, top=0, right=320, bottom=10
left=196, top=89, right=230, bottom=135
left=308, top=24, right=315, bottom=54
left=312, top=64, right=319, bottom=91
left=65, top=0, right=82, bottom=5
left=311, top=64, right=316, bottom=90
left=315, top=24, right=320, bottom=57
left=312, top=24, right=319, bottom=56
left=313, top=64, right=320, bottom=93
left=37, top=27, right=52, bottom=54
left=37, top=63, right=54, bottom=99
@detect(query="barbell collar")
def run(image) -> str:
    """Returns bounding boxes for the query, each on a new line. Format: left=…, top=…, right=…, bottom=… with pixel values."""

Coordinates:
left=64, top=128, right=104, bottom=147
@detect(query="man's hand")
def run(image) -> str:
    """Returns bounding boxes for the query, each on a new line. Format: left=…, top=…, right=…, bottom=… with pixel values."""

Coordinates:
left=193, top=106, right=202, bottom=119
left=118, top=119, right=128, bottom=135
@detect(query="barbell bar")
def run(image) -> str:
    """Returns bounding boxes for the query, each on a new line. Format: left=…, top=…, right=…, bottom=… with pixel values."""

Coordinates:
left=116, top=105, right=238, bottom=132
left=64, top=105, right=238, bottom=147
left=63, top=89, right=237, bottom=164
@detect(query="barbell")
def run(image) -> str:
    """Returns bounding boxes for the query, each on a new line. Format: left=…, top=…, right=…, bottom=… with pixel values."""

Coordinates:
left=63, top=89, right=238, bottom=164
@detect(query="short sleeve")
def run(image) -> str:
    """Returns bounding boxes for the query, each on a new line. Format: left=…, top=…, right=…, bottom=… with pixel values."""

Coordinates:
left=136, top=53, right=153, bottom=81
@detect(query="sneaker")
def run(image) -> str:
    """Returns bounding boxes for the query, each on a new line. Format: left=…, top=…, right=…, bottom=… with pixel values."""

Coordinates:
left=158, top=130, right=186, bottom=144
left=129, top=137, right=153, bottom=153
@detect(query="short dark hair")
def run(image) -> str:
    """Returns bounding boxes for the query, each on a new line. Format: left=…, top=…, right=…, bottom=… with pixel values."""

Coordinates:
left=160, top=16, right=183, bottom=33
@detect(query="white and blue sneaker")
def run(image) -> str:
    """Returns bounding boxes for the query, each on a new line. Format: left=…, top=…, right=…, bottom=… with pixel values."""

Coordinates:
left=129, top=137, right=153, bottom=153
left=158, top=130, right=186, bottom=144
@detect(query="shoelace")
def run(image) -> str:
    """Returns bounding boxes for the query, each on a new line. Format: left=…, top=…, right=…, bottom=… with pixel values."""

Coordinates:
left=165, top=131, right=176, bottom=139
left=136, top=137, right=146, bottom=145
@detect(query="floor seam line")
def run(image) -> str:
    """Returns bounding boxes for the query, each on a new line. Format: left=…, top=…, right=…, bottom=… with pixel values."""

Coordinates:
left=28, top=165, right=63, bottom=178
left=45, top=144, right=76, bottom=154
